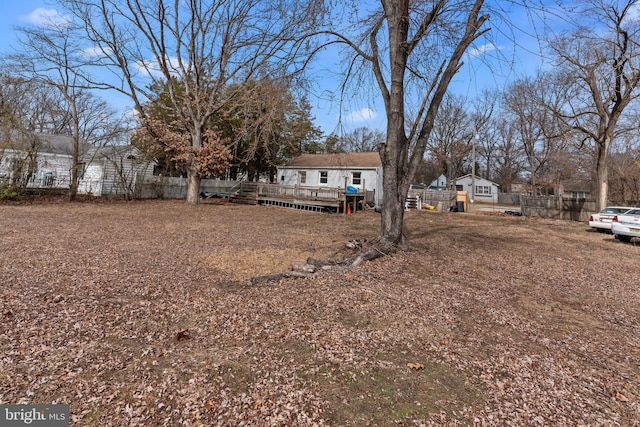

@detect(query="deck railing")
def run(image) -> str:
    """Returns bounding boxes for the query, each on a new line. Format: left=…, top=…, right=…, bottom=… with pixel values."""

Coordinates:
left=252, top=182, right=342, bottom=201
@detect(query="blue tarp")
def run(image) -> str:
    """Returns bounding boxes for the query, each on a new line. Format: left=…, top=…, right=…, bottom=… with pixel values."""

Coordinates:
left=346, top=185, right=358, bottom=194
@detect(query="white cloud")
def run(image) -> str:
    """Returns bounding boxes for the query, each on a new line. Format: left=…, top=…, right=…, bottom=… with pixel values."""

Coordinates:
left=345, top=108, right=377, bottom=123
left=80, top=46, right=113, bottom=58
left=623, top=3, right=640, bottom=24
left=21, top=8, right=70, bottom=28
left=134, top=57, right=182, bottom=79
left=467, top=43, right=500, bottom=58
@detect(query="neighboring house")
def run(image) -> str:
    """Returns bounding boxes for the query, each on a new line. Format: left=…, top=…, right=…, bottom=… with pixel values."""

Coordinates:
left=427, top=174, right=448, bottom=191
left=277, top=152, right=383, bottom=207
left=455, top=174, right=500, bottom=203
left=79, top=145, right=155, bottom=197
left=0, top=131, right=154, bottom=197
left=0, top=133, right=81, bottom=189
left=558, top=180, right=592, bottom=199
left=510, top=183, right=529, bottom=194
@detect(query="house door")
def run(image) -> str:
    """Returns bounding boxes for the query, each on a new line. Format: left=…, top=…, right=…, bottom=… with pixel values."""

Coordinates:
left=297, top=171, right=307, bottom=185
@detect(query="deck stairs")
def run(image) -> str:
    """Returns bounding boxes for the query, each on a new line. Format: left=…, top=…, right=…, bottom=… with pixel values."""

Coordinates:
left=231, top=181, right=259, bottom=205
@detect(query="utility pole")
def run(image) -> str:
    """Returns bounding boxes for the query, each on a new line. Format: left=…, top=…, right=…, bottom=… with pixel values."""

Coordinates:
left=471, top=129, right=477, bottom=205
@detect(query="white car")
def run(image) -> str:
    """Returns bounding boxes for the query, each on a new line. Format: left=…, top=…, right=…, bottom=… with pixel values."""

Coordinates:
left=611, top=208, right=640, bottom=242
left=588, top=206, right=635, bottom=232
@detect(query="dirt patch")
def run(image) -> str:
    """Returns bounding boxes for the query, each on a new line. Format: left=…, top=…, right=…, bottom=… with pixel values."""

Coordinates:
left=1, top=201, right=639, bottom=425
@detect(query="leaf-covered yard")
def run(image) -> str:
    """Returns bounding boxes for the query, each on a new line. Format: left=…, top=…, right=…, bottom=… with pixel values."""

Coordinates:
left=1, top=200, right=639, bottom=426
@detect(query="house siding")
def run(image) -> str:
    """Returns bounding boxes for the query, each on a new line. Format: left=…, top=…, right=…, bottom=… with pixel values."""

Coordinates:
left=78, top=162, right=105, bottom=195
left=456, top=175, right=500, bottom=203
left=0, top=148, right=72, bottom=188
left=280, top=167, right=378, bottom=188
left=232, top=151, right=386, bottom=207
left=92, top=151, right=154, bottom=196
left=1, top=135, right=155, bottom=197
left=279, top=166, right=383, bottom=207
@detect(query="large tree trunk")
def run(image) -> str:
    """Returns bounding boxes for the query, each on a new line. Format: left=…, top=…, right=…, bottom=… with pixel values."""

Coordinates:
left=69, top=167, right=79, bottom=202
left=69, top=102, right=80, bottom=202
left=377, top=0, right=410, bottom=246
left=379, top=148, right=407, bottom=245
left=186, top=164, right=201, bottom=204
left=595, top=137, right=610, bottom=211
left=185, top=129, right=203, bottom=204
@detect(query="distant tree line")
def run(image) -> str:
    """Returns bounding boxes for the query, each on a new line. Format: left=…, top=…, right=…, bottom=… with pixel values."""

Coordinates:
left=413, top=70, right=640, bottom=205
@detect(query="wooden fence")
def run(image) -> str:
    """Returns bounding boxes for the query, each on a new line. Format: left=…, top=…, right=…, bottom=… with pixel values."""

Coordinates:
left=521, top=196, right=597, bottom=221
left=139, top=177, right=240, bottom=199
left=498, top=192, right=522, bottom=205
left=407, top=189, right=458, bottom=210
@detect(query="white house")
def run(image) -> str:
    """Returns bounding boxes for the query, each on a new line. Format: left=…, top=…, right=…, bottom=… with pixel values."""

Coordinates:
left=427, top=174, right=448, bottom=191
left=455, top=174, right=500, bottom=203
left=277, top=152, right=383, bottom=207
left=0, top=133, right=79, bottom=189
left=79, top=145, right=155, bottom=197
left=1, top=131, right=154, bottom=197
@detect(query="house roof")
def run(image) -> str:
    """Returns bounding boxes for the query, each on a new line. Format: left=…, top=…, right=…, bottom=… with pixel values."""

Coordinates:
left=1, top=131, right=143, bottom=162
left=282, top=152, right=381, bottom=168
left=1, top=131, right=88, bottom=156
left=561, top=179, right=591, bottom=192
left=456, top=174, right=500, bottom=187
left=84, top=145, right=143, bottom=160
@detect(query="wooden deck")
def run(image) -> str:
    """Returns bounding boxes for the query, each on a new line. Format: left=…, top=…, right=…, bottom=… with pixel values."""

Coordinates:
left=239, top=182, right=370, bottom=213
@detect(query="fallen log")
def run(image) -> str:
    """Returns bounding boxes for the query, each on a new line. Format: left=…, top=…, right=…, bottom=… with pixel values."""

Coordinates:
left=291, top=263, right=317, bottom=273
left=306, top=258, right=342, bottom=267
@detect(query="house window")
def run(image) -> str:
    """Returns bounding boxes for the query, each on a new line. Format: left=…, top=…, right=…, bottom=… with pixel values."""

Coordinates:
left=76, top=163, right=86, bottom=180
left=455, top=185, right=463, bottom=191
left=319, top=171, right=328, bottom=184
left=43, top=172, right=54, bottom=186
left=571, top=191, right=587, bottom=199
left=298, top=171, right=307, bottom=185
left=280, top=175, right=284, bottom=181
left=475, top=185, right=491, bottom=195
left=352, top=171, right=361, bottom=185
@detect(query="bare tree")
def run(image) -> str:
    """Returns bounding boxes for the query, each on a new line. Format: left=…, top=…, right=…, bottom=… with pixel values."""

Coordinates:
left=546, top=0, right=640, bottom=210
left=503, top=72, right=568, bottom=195
left=341, top=127, right=386, bottom=152
left=0, top=74, right=69, bottom=134
left=62, top=0, right=322, bottom=203
left=609, top=132, right=640, bottom=203
left=470, top=89, right=498, bottom=179
left=476, top=117, right=501, bottom=181
left=320, top=0, right=489, bottom=246
left=7, top=17, right=92, bottom=200
left=427, top=93, right=474, bottom=190
left=492, top=118, right=526, bottom=192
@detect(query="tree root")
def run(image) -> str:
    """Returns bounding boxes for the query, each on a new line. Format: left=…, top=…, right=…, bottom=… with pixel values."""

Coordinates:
left=250, top=240, right=395, bottom=285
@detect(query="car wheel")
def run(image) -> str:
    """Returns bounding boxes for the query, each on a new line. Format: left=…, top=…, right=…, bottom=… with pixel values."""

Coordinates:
left=617, top=234, right=632, bottom=242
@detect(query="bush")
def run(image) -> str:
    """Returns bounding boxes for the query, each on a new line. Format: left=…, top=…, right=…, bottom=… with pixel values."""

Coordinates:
left=0, top=185, right=19, bottom=200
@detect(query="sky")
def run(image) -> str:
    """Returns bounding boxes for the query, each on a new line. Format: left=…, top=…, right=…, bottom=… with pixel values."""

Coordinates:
left=0, top=1, right=563, bottom=137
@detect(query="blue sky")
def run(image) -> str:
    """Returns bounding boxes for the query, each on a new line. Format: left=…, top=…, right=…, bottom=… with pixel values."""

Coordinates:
left=0, top=1, right=558, bottom=136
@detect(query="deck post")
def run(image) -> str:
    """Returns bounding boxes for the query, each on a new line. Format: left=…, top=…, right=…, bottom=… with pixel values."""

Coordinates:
left=343, top=177, right=348, bottom=214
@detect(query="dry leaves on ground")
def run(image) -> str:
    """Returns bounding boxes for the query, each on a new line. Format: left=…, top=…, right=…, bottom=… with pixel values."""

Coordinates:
left=1, top=199, right=639, bottom=426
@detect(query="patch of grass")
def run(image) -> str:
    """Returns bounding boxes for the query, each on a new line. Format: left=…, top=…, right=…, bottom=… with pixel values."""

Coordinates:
left=201, top=247, right=315, bottom=280
left=321, top=352, right=481, bottom=426
left=81, top=410, right=102, bottom=425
